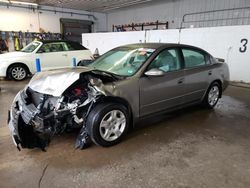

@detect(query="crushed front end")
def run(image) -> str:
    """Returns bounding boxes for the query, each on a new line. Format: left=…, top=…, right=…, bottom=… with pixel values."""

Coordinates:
left=8, top=75, right=104, bottom=151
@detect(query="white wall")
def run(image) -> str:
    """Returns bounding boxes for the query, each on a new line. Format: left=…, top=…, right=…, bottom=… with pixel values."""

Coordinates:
left=107, top=0, right=250, bottom=31
left=82, top=31, right=145, bottom=55
left=0, top=5, right=107, bottom=33
left=82, top=25, right=250, bottom=83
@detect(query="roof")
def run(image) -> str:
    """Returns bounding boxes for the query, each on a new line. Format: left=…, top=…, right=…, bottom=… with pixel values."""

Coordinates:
left=39, top=40, right=78, bottom=44
left=119, top=43, right=167, bottom=49
left=117, top=43, right=210, bottom=54
left=119, top=43, right=196, bottom=48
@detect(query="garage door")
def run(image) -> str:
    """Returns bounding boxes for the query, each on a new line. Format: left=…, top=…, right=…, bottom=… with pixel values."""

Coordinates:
left=60, top=18, right=93, bottom=43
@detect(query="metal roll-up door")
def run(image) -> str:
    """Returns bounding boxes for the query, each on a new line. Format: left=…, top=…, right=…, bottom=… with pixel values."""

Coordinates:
left=60, top=18, right=93, bottom=43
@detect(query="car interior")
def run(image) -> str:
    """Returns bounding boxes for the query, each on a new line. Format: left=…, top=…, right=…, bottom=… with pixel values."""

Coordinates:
left=148, top=49, right=180, bottom=72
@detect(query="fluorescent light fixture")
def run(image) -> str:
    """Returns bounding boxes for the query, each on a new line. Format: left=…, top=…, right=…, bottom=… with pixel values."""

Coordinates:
left=0, top=0, right=38, bottom=6
left=11, top=1, right=38, bottom=6
left=101, top=0, right=152, bottom=11
left=0, top=0, right=9, bottom=3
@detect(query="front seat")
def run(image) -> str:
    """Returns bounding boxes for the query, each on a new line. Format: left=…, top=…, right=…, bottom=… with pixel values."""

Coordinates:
left=155, top=51, right=176, bottom=72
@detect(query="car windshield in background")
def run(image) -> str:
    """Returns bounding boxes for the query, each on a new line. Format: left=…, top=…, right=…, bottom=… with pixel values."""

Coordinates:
left=21, top=41, right=40, bottom=53
left=88, top=47, right=156, bottom=76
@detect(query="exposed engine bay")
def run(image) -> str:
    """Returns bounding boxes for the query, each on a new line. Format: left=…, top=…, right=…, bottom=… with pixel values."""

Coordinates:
left=8, top=70, right=117, bottom=151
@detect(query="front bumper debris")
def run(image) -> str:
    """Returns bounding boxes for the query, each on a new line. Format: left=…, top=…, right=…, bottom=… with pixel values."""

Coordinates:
left=8, top=91, right=49, bottom=151
left=8, top=77, right=104, bottom=151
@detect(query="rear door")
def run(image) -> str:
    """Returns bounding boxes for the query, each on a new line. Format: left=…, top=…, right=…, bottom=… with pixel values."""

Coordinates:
left=181, top=48, right=212, bottom=103
left=139, top=48, right=185, bottom=116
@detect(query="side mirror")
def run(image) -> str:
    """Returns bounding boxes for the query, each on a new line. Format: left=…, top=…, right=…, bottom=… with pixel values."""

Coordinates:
left=144, top=68, right=164, bottom=77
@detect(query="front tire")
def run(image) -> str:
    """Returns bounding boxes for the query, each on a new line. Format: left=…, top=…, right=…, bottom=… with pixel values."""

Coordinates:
left=86, top=102, right=130, bottom=147
left=8, top=64, right=28, bottom=81
left=203, top=82, right=221, bottom=109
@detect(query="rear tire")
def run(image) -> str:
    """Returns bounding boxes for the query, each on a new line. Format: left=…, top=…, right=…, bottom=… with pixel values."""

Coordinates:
left=203, top=82, right=221, bottom=109
left=86, top=102, right=130, bottom=147
left=7, top=64, right=28, bottom=81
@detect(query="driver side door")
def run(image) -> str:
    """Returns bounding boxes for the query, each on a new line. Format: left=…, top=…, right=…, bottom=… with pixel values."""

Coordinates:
left=139, top=48, right=185, bottom=117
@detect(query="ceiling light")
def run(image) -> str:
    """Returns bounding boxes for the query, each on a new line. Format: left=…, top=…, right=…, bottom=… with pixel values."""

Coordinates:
left=11, top=1, right=38, bottom=6
left=0, top=0, right=38, bottom=6
left=0, top=0, right=9, bottom=3
left=100, top=0, right=152, bottom=11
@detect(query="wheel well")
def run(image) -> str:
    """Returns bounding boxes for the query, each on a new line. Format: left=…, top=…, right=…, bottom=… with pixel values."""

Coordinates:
left=211, top=80, right=222, bottom=98
left=98, top=96, right=134, bottom=127
left=7, top=63, right=31, bottom=75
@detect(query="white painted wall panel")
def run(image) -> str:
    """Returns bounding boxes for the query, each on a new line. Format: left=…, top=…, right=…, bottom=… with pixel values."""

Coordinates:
left=146, top=30, right=179, bottom=43
left=82, top=31, right=145, bottom=54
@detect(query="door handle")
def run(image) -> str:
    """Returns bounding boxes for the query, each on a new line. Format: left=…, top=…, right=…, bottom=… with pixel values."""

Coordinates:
left=178, top=78, right=184, bottom=84
left=208, top=71, right=212, bottom=75
left=62, top=54, right=68, bottom=57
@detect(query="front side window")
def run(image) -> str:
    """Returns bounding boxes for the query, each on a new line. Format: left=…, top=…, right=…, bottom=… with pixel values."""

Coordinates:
left=21, top=41, right=41, bottom=53
left=182, top=49, right=206, bottom=68
left=39, top=42, right=66, bottom=53
left=88, top=47, right=155, bottom=76
left=147, top=48, right=181, bottom=73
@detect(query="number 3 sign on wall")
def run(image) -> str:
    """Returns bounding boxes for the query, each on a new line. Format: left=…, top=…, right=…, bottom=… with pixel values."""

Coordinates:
left=239, top=39, right=248, bottom=53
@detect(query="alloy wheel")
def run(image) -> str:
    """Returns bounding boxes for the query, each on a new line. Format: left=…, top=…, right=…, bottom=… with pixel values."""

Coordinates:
left=11, top=67, right=26, bottom=80
left=99, top=110, right=126, bottom=142
left=208, top=85, right=220, bottom=106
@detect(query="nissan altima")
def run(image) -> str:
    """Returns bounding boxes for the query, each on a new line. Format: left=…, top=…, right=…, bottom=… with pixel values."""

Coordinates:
left=8, top=43, right=229, bottom=151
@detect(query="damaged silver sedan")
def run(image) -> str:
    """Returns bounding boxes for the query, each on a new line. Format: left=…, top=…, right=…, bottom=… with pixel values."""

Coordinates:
left=8, top=43, right=230, bottom=151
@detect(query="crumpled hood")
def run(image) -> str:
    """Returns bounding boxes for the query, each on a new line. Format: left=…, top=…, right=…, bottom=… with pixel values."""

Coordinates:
left=28, top=67, right=93, bottom=96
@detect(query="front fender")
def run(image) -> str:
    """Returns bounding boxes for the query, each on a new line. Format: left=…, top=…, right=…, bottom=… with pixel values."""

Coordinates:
left=0, top=62, right=9, bottom=77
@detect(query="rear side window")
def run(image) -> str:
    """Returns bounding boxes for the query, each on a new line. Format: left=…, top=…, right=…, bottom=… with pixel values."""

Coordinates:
left=66, top=42, right=87, bottom=51
left=182, top=49, right=206, bottom=68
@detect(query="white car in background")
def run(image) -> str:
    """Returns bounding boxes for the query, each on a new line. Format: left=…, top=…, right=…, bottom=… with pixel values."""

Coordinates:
left=0, top=40, right=93, bottom=81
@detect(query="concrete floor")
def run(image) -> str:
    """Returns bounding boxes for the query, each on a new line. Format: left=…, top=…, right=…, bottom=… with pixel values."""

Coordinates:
left=0, top=80, right=250, bottom=188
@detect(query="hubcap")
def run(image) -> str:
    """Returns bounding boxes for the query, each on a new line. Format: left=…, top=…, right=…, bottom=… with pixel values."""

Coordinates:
left=11, top=67, right=26, bottom=80
left=208, top=86, right=220, bottom=106
left=99, top=110, right=126, bottom=142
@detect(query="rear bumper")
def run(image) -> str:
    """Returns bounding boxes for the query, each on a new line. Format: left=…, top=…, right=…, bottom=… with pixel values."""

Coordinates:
left=222, top=80, right=229, bottom=91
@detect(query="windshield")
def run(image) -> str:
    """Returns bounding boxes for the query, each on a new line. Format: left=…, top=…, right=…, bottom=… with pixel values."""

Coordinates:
left=88, top=47, right=156, bottom=76
left=21, top=41, right=41, bottom=53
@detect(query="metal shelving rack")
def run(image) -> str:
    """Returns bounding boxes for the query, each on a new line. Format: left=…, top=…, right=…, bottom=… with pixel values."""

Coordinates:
left=112, top=20, right=169, bottom=32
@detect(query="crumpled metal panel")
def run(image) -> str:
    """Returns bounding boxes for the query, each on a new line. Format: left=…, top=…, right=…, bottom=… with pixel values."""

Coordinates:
left=28, top=67, right=92, bottom=97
